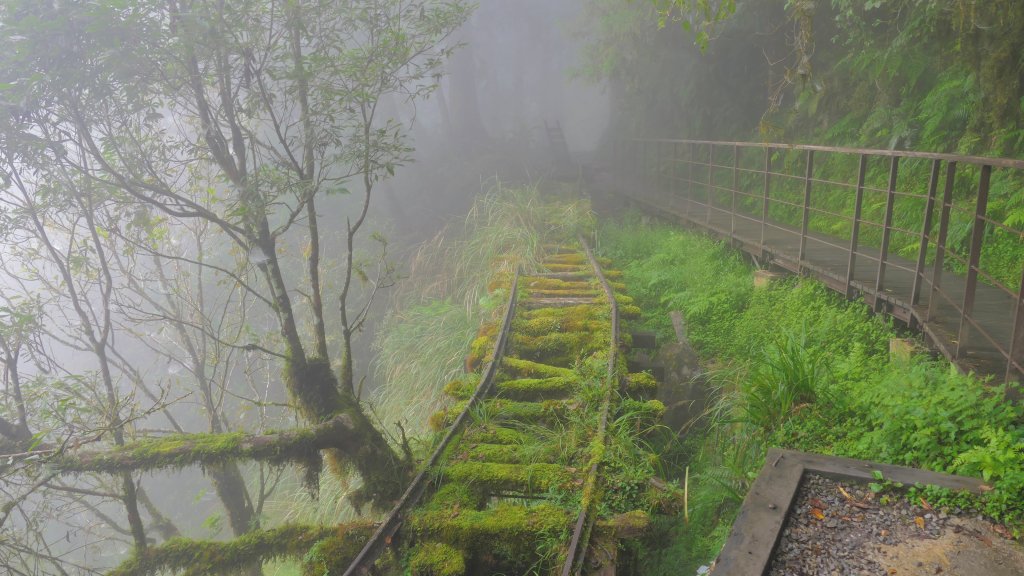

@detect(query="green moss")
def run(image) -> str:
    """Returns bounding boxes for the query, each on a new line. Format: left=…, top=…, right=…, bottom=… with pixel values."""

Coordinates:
left=621, top=399, right=667, bottom=422
left=527, top=288, right=601, bottom=298
left=300, top=521, right=378, bottom=576
left=620, top=304, right=642, bottom=319
left=625, top=372, right=658, bottom=397
left=465, top=320, right=502, bottom=372
left=443, top=374, right=480, bottom=400
left=410, top=502, right=570, bottom=549
left=496, top=377, right=576, bottom=401
left=522, top=277, right=596, bottom=291
left=410, top=542, right=466, bottom=576
left=56, top=420, right=340, bottom=475
left=462, top=426, right=527, bottom=445
left=544, top=263, right=588, bottom=272
left=109, top=523, right=354, bottom=576
left=423, top=482, right=485, bottom=512
left=546, top=253, right=587, bottom=265
left=500, top=357, right=574, bottom=379
left=459, top=442, right=558, bottom=464
left=428, top=410, right=450, bottom=432
left=484, top=398, right=570, bottom=423
left=445, top=462, right=575, bottom=494
left=511, top=332, right=605, bottom=365
left=523, top=303, right=608, bottom=323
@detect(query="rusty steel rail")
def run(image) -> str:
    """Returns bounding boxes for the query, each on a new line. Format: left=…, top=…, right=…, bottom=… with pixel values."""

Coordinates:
left=342, top=269, right=521, bottom=576
left=560, top=236, right=621, bottom=576
left=611, top=137, right=1024, bottom=383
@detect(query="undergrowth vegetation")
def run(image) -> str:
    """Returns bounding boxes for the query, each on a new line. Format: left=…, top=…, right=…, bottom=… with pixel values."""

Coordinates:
left=599, top=214, right=1024, bottom=574
left=372, top=182, right=594, bottom=433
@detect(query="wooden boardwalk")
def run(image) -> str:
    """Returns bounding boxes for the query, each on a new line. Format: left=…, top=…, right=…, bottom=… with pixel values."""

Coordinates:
left=596, top=173, right=1020, bottom=383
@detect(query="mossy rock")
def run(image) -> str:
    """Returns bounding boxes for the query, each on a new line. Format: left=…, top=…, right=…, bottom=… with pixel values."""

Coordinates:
left=410, top=542, right=466, bottom=576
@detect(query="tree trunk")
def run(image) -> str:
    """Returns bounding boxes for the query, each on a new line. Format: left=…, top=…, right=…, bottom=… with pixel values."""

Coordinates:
left=210, top=464, right=263, bottom=576
left=285, top=359, right=408, bottom=511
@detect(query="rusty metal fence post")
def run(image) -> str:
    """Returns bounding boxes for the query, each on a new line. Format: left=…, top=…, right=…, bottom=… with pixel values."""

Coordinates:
left=731, top=144, right=739, bottom=238
left=911, top=159, right=942, bottom=309
left=760, top=147, right=771, bottom=253
left=798, top=150, right=815, bottom=270
left=927, top=162, right=957, bottom=323
left=706, top=144, right=714, bottom=225
left=1008, top=268, right=1024, bottom=383
left=874, top=157, right=900, bottom=309
left=845, top=155, right=868, bottom=299
left=956, top=165, right=992, bottom=359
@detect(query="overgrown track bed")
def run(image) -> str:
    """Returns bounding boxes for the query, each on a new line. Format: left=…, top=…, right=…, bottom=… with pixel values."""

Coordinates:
left=341, top=239, right=656, bottom=576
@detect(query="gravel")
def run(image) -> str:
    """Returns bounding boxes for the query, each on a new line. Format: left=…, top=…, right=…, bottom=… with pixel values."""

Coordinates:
left=767, top=474, right=964, bottom=575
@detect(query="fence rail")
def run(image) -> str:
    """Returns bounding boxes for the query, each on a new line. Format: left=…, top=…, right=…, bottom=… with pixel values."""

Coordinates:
left=611, top=138, right=1024, bottom=384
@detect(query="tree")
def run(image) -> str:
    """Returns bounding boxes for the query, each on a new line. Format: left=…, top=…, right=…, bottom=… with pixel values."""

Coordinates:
left=0, top=0, right=469, bottom=572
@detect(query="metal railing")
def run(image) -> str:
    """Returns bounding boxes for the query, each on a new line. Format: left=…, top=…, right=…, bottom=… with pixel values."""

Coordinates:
left=611, top=138, right=1024, bottom=383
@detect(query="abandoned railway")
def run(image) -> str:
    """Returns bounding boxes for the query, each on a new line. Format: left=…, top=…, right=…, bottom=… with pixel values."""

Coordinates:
left=329, top=237, right=663, bottom=575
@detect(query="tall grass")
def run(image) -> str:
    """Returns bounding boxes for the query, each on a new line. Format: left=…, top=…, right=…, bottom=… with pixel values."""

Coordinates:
left=599, top=214, right=1024, bottom=573
left=371, top=182, right=594, bottom=435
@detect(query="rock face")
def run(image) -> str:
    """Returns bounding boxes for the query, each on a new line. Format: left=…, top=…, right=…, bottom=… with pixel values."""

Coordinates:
left=654, top=313, right=707, bottom=434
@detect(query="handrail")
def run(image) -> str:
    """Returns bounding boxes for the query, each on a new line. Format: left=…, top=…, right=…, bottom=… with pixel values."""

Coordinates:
left=560, top=236, right=620, bottom=576
left=613, top=137, right=1024, bottom=384
left=342, top=269, right=522, bottom=576
left=624, top=138, right=1024, bottom=170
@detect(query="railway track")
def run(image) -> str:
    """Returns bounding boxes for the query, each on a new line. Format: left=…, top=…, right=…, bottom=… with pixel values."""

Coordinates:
left=343, top=237, right=660, bottom=576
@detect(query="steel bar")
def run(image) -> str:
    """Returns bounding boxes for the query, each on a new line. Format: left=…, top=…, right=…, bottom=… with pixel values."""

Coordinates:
left=874, top=157, right=900, bottom=305
left=911, top=159, right=942, bottom=308
left=732, top=144, right=739, bottom=238
left=623, top=138, right=1024, bottom=170
left=798, top=150, right=815, bottom=269
left=761, top=147, right=771, bottom=252
left=1006, top=266, right=1024, bottom=383
left=956, top=165, right=992, bottom=359
left=925, top=161, right=954, bottom=319
left=706, top=144, right=713, bottom=225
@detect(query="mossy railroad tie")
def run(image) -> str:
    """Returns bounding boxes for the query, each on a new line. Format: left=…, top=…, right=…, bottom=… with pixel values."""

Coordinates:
left=414, top=244, right=637, bottom=575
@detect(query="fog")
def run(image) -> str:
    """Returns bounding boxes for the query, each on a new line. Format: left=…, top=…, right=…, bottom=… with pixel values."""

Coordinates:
left=0, top=0, right=610, bottom=573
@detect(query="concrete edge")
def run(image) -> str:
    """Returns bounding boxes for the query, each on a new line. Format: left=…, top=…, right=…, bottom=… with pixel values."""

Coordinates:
left=712, top=448, right=989, bottom=576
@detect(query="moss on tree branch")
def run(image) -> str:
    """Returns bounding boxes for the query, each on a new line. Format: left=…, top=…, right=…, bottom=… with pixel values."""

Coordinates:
left=53, top=415, right=355, bottom=474
left=108, top=521, right=376, bottom=576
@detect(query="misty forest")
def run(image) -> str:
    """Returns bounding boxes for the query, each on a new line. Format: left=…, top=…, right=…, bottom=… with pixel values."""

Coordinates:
left=1, top=1, right=1024, bottom=575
